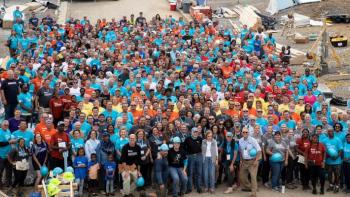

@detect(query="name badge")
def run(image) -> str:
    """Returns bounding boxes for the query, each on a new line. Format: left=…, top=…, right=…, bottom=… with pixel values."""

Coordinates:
left=243, top=149, right=249, bottom=159
left=141, top=150, right=145, bottom=155
left=226, top=154, right=231, bottom=160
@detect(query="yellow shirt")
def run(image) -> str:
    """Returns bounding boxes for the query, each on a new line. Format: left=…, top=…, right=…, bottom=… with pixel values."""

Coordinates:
left=295, top=104, right=305, bottom=115
left=81, top=102, right=94, bottom=116
left=113, top=104, right=123, bottom=113
left=278, top=104, right=290, bottom=113
left=219, top=99, right=229, bottom=110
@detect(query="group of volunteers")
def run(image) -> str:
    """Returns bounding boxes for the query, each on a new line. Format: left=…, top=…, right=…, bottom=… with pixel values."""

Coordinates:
left=0, top=6, right=349, bottom=197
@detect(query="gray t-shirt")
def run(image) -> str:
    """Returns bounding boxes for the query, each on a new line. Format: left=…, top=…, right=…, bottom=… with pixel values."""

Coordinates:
left=267, top=139, right=288, bottom=160
left=284, top=136, right=297, bottom=157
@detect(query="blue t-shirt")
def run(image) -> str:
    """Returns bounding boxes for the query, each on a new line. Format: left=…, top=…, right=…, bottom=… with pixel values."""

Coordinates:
left=343, top=142, right=350, bottom=163
left=323, top=136, right=343, bottom=165
left=278, top=120, right=296, bottom=130
left=12, top=130, right=34, bottom=148
left=104, top=161, right=116, bottom=180
left=17, top=92, right=33, bottom=114
left=71, top=138, right=85, bottom=153
left=0, top=129, right=12, bottom=159
left=73, top=156, right=88, bottom=179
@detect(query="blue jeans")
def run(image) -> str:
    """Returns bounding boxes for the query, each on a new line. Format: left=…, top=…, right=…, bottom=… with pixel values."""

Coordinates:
left=270, top=161, right=284, bottom=188
left=154, top=158, right=169, bottom=185
left=169, top=167, right=188, bottom=197
left=187, top=153, right=203, bottom=191
left=106, top=179, right=114, bottom=193
left=203, top=157, right=215, bottom=190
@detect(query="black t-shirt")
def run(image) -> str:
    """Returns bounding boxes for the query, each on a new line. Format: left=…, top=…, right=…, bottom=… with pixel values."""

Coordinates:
left=168, top=147, right=187, bottom=168
left=37, top=87, right=54, bottom=108
left=120, top=143, right=141, bottom=166
left=136, top=16, right=146, bottom=26
left=1, top=79, right=20, bottom=104
left=29, top=17, right=39, bottom=27
left=184, top=136, right=202, bottom=155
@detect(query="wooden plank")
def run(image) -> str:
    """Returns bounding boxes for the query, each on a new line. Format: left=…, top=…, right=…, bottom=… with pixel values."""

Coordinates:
left=0, top=190, right=9, bottom=197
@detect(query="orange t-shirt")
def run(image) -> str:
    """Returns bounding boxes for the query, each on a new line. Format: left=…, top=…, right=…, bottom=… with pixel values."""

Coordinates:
left=131, top=92, right=142, bottom=102
left=225, top=109, right=239, bottom=117
left=41, top=128, right=57, bottom=145
left=221, top=66, right=233, bottom=79
left=130, top=110, right=143, bottom=123
left=32, top=77, right=43, bottom=92
left=35, top=122, right=47, bottom=135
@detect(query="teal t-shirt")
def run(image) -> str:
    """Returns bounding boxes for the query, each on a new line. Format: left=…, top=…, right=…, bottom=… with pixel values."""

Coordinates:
left=71, top=137, right=85, bottom=153
left=17, top=92, right=33, bottom=114
left=343, top=142, right=350, bottom=163
left=323, top=136, right=343, bottom=165
left=12, top=130, right=34, bottom=148
left=0, top=129, right=12, bottom=159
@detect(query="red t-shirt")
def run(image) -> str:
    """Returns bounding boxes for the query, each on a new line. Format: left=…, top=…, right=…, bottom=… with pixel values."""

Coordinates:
left=296, top=138, right=311, bottom=153
left=50, top=132, right=70, bottom=159
left=49, top=98, right=64, bottom=119
left=307, top=143, right=326, bottom=166
left=60, top=95, right=72, bottom=111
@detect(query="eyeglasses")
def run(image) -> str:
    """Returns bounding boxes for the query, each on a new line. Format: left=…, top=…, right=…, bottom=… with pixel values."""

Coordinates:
left=242, top=132, right=248, bottom=134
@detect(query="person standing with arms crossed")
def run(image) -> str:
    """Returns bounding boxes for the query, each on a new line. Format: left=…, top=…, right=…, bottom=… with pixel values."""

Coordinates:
left=239, top=127, right=261, bottom=197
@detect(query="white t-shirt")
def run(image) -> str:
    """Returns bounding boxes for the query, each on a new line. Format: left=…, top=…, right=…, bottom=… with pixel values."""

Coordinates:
left=70, top=86, right=80, bottom=97
left=206, top=141, right=212, bottom=157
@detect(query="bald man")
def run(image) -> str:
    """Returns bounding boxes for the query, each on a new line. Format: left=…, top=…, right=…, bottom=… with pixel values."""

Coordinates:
left=120, top=134, right=142, bottom=196
left=1, top=70, right=20, bottom=119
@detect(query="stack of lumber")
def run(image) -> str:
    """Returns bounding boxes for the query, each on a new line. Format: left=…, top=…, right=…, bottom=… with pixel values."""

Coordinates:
left=2, top=2, right=43, bottom=29
left=232, top=5, right=262, bottom=31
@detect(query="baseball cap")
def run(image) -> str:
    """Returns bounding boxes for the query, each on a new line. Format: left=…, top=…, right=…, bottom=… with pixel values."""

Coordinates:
left=102, top=132, right=110, bottom=137
left=57, top=121, right=64, bottom=126
left=226, top=132, right=233, bottom=137
left=159, top=144, right=169, bottom=151
left=173, top=137, right=181, bottom=144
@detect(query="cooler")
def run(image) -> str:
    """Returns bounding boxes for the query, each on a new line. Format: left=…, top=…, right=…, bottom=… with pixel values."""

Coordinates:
left=170, top=3, right=177, bottom=11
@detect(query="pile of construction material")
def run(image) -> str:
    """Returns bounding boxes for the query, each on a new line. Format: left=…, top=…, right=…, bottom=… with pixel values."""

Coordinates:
left=2, top=1, right=58, bottom=29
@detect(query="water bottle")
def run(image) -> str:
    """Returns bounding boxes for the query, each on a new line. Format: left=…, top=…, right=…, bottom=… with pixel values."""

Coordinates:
left=281, top=185, right=285, bottom=194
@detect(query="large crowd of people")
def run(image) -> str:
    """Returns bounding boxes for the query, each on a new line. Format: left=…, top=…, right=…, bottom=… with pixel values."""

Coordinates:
left=0, top=6, right=349, bottom=197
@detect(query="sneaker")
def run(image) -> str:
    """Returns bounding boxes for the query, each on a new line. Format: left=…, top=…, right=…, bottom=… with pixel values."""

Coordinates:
left=334, top=186, right=339, bottom=193
left=264, top=182, right=270, bottom=188
left=272, top=187, right=280, bottom=192
left=232, top=184, right=238, bottom=190
left=209, top=189, right=215, bottom=194
left=312, top=189, right=317, bottom=195
left=224, top=187, right=233, bottom=194
left=327, top=185, right=333, bottom=192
